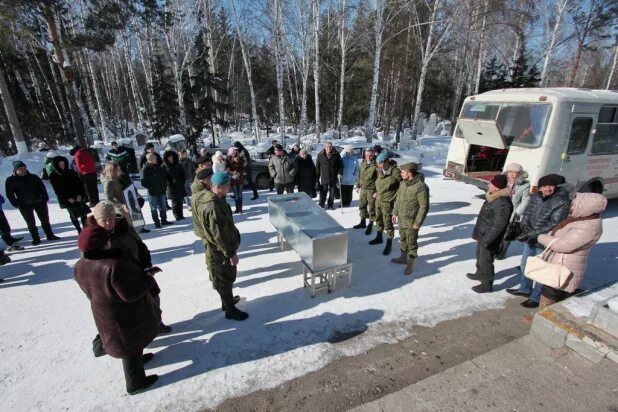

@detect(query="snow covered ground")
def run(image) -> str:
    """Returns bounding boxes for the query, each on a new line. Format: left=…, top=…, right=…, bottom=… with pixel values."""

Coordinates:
left=1, top=143, right=617, bottom=411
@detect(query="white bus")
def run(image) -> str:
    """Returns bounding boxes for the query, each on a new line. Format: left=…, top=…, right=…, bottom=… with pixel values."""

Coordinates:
left=444, top=88, right=618, bottom=198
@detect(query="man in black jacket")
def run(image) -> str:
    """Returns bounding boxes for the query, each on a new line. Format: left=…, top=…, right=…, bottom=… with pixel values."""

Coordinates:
left=316, top=141, right=343, bottom=209
left=5, top=161, right=60, bottom=245
left=468, top=174, right=513, bottom=293
left=507, top=173, right=570, bottom=307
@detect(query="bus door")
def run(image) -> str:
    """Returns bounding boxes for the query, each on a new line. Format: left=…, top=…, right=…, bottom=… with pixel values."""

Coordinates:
left=561, top=114, right=595, bottom=188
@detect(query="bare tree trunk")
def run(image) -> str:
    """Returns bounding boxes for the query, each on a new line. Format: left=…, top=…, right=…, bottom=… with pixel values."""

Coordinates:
left=123, top=36, right=145, bottom=127
left=396, top=12, right=413, bottom=144
left=366, top=0, right=385, bottom=143
left=540, top=0, right=569, bottom=86
left=204, top=0, right=220, bottom=141
left=230, top=0, right=260, bottom=140
left=38, top=1, right=88, bottom=146
left=312, top=0, right=321, bottom=141
left=272, top=0, right=287, bottom=134
left=473, top=0, right=489, bottom=94
left=0, top=69, right=28, bottom=153
left=24, top=50, right=48, bottom=124
left=607, top=41, right=618, bottom=89
left=336, top=0, right=347, bottom=135
left=33, top=42, right=69, bottom=138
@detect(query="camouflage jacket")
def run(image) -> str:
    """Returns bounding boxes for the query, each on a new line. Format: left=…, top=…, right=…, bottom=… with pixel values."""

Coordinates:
left=393, top=174, right=429, bottom=229
left=192, top=189, right=240, bottom=258
left=375, top=160, right=401, bottom=203
left=356, top=159, right=377, bottom=191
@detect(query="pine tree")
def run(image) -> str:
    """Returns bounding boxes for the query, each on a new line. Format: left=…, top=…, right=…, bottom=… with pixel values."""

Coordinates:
left=509, top=46, right=540, bottom=88
left=479, top=57, right=509, bottom=93
left=151, top=50, right=179, bottom=139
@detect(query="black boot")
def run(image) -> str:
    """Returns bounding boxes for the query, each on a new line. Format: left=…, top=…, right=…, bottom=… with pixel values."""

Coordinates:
left=365, top=221, right=373, bottom=235
left=226, top=306, right=249, bottom=321
left=46, top=234, right=61, bottom=240
left=369, top=231, right=383, bottom=245
left=382, top=238, right=392, bottom=255
left=221, top=295, right=241, bottom=311
left=151, top=212, right=161, bottom=229
left=353, top=218, right=367, bottom=229
left=123, top=353, right=158, bottom=395
left=472, top=283, right=493, bottom=293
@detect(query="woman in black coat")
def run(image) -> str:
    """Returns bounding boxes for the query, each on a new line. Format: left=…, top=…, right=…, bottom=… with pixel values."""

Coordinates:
left=295, top=149, right=317, bottom=197
left=49, top=156, right=91, bottom=233
left=162, top=151, right=187, bottom=220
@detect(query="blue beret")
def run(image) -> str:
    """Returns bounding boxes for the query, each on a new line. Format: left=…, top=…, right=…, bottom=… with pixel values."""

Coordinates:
left=376, top=151, right=388, bottom=163
left=211, top=171, right=231, bottom=185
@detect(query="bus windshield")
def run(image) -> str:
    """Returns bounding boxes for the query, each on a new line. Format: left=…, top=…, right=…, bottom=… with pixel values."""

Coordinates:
left=457, top=102, right=551, bottom=147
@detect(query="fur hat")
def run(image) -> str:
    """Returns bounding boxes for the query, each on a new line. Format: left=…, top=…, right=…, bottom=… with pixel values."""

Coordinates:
left=538, top=174, right=565, bottom=188
left=211, top=171, right=231, bottom=185
left=78, top=224, right=110, bottom=253
left=92, top=201, right=116, bottom=220
left=489, top=174, right=508, bottom=189
left=504, top=163, right=523, bottom=173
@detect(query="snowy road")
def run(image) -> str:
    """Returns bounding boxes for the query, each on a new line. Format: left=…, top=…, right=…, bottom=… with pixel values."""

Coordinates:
left=1, top=156, right=617, bottom=410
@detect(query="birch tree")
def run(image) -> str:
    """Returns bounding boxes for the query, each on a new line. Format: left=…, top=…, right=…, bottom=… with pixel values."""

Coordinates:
left=289, top=0, right=312, bottom=138
left=607, top=38, right=618, bottom=89
left=312, top=0, right=321, bottom=141
left=540, top=0, right=571, bottom=86
left=0, top=69, right=28, bottom=153
left=269, top=0, right=287, bottom=134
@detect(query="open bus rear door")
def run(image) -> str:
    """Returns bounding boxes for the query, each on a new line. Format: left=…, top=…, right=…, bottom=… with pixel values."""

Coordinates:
left=456, top=118, right=506, bottom=149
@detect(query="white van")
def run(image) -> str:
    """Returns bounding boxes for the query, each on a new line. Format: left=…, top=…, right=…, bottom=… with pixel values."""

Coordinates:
left=444, top=88, right=618, bottom=198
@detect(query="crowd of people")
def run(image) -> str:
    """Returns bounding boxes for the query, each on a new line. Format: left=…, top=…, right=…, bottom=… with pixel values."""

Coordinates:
left=0, top=140, right=609, bottom=395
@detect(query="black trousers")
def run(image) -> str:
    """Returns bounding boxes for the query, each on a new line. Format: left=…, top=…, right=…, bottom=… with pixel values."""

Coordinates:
left=319, top=183, right=337, bottom=208
left=81, top=173, right=100, bottom=206
left=340, top=185, right=353, bottom=207
left=69, top=213, right=87, bottom=234
left=19, top=202, right=53, bottom=241
left=122, top=351, right=146, bottom=393
left=245, top=166, right=259, bottom=197
left=275, top=183, right=294, bottom=195
left=475, top=242, right=496, bottom=286
left=0, top=208, right=13, bottom=243
left=170, top=195, right=184, bottom=219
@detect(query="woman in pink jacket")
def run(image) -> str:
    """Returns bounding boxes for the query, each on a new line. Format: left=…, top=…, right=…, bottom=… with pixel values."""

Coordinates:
left=537, top=192, right=607, bottom=308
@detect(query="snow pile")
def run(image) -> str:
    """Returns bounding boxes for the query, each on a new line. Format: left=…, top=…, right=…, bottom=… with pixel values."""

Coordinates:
left=1, top=142, right=617, bottom=410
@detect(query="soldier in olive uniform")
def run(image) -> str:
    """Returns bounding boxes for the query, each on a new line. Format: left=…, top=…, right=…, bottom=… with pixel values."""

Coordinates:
left=353, top=147, right=378, bottom=236
left=369, top=151, right=401, bottom=256
left=392, top=163, right=429, bottom=275
left=192, top=171, right=248, bottom=321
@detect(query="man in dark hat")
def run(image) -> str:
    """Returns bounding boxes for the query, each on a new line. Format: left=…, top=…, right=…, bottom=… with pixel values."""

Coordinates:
left=5, top=161, right=60, bottom=245
left=392, top=162, right=429, bottom=275
left=507, top=173, right=570, bottom=307
left=467, top=174, right=513, bottom=292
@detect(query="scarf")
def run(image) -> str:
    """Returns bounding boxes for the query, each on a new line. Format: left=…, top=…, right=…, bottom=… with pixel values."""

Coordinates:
left=550, top=214, right=600, bottom=235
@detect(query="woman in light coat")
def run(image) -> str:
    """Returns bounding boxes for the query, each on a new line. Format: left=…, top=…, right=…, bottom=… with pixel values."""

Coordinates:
left=340, top=146, right=359, bottom=207
left=212, top=151, right=227, bottom=173
left=536, top=192, right=607, bottom=307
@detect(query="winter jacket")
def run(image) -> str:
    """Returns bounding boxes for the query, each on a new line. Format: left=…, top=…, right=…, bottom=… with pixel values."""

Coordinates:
left=179, top=157, right=196, bottom=182
left=341, top=153, right=359, bottom=186
left=106, top=148, right=129, bottom=168
left=227, top=157, right=246, bottom=186
left=295, top=155, right=317, bottom=195
left=316, top=149, right=343, bottom=186
left=49, top=156, right=85, bottom=208
left=505, top=171, right=531, bottom=218
left=193, top=189, right=241, bottom=259
left=5, top=172, right=49, bottom=208
left=537, top=193, right=606, bottom=293
left=237, top=146, right=253, bottom=169
left=123, top=146, right=139, bottom=174
left=393, top=174, right=429, bottom=229
left=212, top=157, right=227, bottom=173
left=140, top=163, right=167, bottom=197
left=102, top=177, right=126, bottom=205
left=375, top=160, right=401, bottom=203
left=74, top=248, right=159, bottom=359
left=356, top=159, right=378, bottom=192
left=472, top=188, right=514, bottom=251
left=74, top=148, right=97, bottom=175
left=520, top=187, right=570, bottom=245
left=139, top=151, right=163, bottom=170
left=268, top=154, right=296, bottom=185
left=162, top=151, right=187, bottom=198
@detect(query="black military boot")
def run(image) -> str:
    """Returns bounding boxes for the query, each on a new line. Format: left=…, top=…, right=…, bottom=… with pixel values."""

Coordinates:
left=353, top=218, right=366, bottom=229
left=151, top=212, right=161, bottom=229
left=382, top=238, right=392, bottom=255
left=365, top=221, right=373, bottom=235
left=404, top=256, right=415, bottom=275
left=369, top=231, right=383, bottom=245
left=472, top=282, right=493, bottom=293
left=221, top=295, right=241, bottom=311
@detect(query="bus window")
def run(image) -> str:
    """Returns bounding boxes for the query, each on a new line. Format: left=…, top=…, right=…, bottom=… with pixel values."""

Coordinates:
left=497, top=104, right=551, bottom=147
left=567, top=118, right=593, bottom=155
left=591, top=105, right=618, bottom=155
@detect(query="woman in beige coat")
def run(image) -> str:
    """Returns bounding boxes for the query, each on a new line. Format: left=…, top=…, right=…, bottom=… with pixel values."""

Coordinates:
left=537, top=192, right=607, bottom=307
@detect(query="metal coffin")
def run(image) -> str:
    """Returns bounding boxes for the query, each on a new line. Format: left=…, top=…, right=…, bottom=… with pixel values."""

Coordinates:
left=268, top=193, right=348, bottom=271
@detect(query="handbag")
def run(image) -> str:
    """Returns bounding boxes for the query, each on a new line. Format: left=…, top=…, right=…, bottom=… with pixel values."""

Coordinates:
left=524, top=239, right=573, bottom=289
left=503, top=215, right=522, bottom=241
left=67, top=201, right=91, bottom=219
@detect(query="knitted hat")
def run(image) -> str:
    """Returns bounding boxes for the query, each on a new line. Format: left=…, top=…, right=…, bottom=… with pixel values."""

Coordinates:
left=538, top=173, right=565, bottom=188
left=489, top=174, right=508, bottom=189
left=504, top=163, right=523, bottom=173
left=211, top=171, right=231, bottom=185
left=78, top=224, right=111, bottom=253
left=12, top=160, right=26, bottom=172
left=399, top=162, right=418, bottom=172
left=227, top=147, right=238, bottom=156
left=92, top=201, right=116, bottom=220
left=196, top=168, right=214, bottom=180
left=376, top=151, right=388, bottom=163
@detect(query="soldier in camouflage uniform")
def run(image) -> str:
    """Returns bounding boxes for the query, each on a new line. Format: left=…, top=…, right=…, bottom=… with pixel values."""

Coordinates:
left=353, top=147, right=378, bottom=236
left=369, top=151, right=401, bottom=256
left=192, top=171, right=248, bottom=321
left=392, top=162, right=429, bottom=275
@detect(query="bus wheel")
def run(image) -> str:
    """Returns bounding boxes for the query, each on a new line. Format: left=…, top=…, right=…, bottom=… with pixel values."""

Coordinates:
left=579, top=181, right=603, bottom=194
